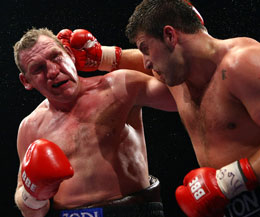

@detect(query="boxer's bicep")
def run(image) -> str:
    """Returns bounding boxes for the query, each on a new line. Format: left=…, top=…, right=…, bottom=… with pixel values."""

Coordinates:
left=139, top=76, right=177, bottom=111
left=110, top=69, right=177, bottom=111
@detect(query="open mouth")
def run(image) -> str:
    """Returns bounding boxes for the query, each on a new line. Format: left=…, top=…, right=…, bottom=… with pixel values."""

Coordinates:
left=52, top=80, right=69, bottom=88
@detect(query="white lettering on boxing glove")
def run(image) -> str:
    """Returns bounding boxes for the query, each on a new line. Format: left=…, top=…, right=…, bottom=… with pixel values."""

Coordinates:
left=189, top=176, right=206, bottom=200
left=22, top=171, right=37, bottom=192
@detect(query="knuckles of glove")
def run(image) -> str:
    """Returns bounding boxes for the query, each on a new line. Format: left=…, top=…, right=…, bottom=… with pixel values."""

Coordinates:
left=176, top=168, right=229, bottom=217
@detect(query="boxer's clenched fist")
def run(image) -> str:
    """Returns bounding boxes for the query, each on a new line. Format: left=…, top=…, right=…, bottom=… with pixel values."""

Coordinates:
left=57, top=29, right=122, bottom=72
left=21, top=139, right=74, bottom=209
left=176, top=158, right=259, bottom=217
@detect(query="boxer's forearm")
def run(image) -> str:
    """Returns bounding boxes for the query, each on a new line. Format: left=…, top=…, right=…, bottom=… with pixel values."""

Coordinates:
left=119, top=49, right=153, bottom=76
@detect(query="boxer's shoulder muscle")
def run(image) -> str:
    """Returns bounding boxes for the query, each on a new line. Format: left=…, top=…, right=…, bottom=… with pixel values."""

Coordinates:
left=17, top=100, right=51, bottom=158
left=224, top=37, right=260, bottom=67
left=105, top=69, right=154, bottom=101
left=221, top=38, right=260, bottom=90
left=215, top=38, right=259, bottom=91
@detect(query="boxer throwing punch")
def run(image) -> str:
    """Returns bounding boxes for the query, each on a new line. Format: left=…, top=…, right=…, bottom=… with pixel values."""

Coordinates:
left=66, top=0, right=260, bottom=216
left=13, top=28, right=176, bottom=217
left=125, top=1, right=260, bottom=216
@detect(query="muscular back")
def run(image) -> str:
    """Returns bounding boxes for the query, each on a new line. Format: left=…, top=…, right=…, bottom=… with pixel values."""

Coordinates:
left=17, top=71, right=152, bottom=209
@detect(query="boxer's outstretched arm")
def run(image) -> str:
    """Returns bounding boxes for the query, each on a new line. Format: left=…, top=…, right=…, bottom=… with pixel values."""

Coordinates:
left=109, top=69, right=177, bottom=112
left=118, top=49, right=153, bottom=75
left=57, top=29, right=152, bottom=75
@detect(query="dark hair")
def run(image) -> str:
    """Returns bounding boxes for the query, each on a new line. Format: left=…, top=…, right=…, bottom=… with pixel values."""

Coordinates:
left=125, top=0, right=205, bottom=43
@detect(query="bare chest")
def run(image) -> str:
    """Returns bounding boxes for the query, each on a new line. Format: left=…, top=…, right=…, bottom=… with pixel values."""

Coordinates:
left=171, top=77, right=260, bottom=167
left=178, top=80, right=241, bottom=134
left=34, top=89, right=133, bottom=157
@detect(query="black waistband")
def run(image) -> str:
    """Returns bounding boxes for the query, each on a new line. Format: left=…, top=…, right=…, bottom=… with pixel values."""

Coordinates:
left=46, top=175, right=164, bottom=217
left=47, top=202, right=164, bottom=217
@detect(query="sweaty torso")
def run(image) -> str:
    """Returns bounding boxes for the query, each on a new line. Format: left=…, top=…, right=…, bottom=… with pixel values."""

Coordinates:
left=169, top=40, right=260, bottom=169
left=23, top=75, right=149, bottom=208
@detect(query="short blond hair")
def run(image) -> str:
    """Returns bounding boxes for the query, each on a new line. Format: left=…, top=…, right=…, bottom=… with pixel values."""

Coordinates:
left=13, top=27, right=64, bottom=74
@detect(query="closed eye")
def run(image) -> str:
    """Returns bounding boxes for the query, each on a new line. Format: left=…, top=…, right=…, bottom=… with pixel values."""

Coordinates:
left=31, top=64, right=45, bottom=75
left=51, top=52, right=62, bottom=62
left=139, top=43, right=149, bottom=55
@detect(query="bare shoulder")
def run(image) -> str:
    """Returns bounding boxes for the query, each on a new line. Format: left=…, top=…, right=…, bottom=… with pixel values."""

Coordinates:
left=17, top=100, right=49, bottom=158
left=234, top=37, right=259, bottom=59
left=230, top=37, right=259, bottom=58
left=223, top=37, right=260, bottom=76
left=19, top=100, right=47, bottom=128
left=233, top=37, right=259, bottom=45
left=221, top=37, right=260, bottom=95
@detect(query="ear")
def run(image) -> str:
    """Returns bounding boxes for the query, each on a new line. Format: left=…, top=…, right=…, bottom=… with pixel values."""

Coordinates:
left=163, top=25, right=177, bottom=50
left=64, top=45, right=76, bottom=64
left=19, top=73, right=33, bottom=90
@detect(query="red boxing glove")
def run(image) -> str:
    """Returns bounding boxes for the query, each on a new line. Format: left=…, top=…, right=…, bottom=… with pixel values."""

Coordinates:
left=175, top=159, right=258, bottom=217
left=57, top=29, right=122, bottom=72
left=56, top=28, right=72, bottom=49
left=21, top=139, right=74, bottom=209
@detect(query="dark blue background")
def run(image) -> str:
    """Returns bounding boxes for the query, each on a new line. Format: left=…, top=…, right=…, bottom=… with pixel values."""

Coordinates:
left=1, top=0, right=259, bottom=216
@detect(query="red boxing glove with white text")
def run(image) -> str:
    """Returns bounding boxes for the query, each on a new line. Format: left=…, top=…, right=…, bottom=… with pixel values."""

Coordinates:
left=175, top=159, right=259, bottom=217
left=21, top=139, right=74, bottom=209
left=57, top=29, right=122, bottom=72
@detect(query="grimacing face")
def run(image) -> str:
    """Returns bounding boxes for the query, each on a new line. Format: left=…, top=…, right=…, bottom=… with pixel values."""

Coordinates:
left=136, top=31, right=187, bottom=87
left=19, top=35, right=80, bottom=104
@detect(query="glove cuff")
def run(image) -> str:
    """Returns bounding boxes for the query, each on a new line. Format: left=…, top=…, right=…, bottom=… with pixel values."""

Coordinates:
left=21, top=186, right=48, bottom=210
left=239, top=158, right=258, bottom=190
left=98, top=46, right=122, bottom=71
left=216, top=159, right=258, bottom=199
